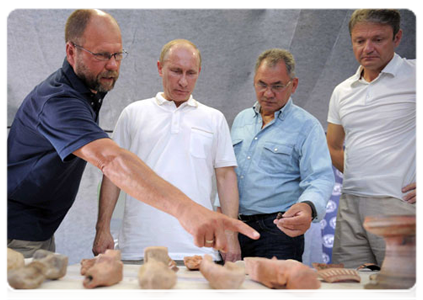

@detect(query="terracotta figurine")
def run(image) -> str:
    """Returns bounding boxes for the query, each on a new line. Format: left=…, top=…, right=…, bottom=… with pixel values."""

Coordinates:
left=81, top=249, right=123, bottom=289
left=8, top=261, right=47, bottom=289
left=200, top=254, right=245, bottom=289
left=183, top=255, right=203, bottom=270
left=138, top=246, right=177, bottom=289
left=244, top=257, right=321, bottom=289
left=7, top=248, right=25, bottom=271
left=32, top=249, right=68, bottom=280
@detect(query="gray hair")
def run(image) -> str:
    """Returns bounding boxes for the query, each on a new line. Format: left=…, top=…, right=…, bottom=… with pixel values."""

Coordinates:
left=349, top=9, right=401, bottom=38
left=255, top=48, right=296, bottom=78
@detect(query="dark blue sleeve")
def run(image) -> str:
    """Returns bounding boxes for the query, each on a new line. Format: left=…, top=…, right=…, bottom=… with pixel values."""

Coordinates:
left=37, top=96, right=109, bottom=162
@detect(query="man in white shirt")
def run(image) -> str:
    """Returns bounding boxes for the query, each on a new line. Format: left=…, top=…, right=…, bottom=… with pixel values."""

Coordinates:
left=92, top=39, right=241, bottom=263
left=326, top=9, right=416, bottom=268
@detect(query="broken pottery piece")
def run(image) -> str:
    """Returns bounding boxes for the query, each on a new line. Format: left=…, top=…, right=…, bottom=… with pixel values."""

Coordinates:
left=8, top=261, right=46, bottom=289
left=363, top=215, right=415, bottom=289
left=144, top=246, right=178, bottom=272
left=144, top=246, right=170, bottom=264
left=183, top=255, right=203, bottom=270
left=80, top=249, right=121, bottom=275
left=138, top=260, right=177, bottom=289
left=168, top=258, right=179, bottom=272
left=356, top=263, right=380, bottom=271
left=82, top=250, right=124, bottom=289
left=317, top=268, right=361, bottom=283
left=200, top=254, right=245, bottom=289
left=312, top=262, right=345, bottom=270
left=7, top=248, right=25, bottom=271
left=32, top=249, right=68, bottom=280
left=244, top=257, right=320, bottom=289
left=138, top=246, right=177, bottom=289
left=80, top=258, right=97, bottom=275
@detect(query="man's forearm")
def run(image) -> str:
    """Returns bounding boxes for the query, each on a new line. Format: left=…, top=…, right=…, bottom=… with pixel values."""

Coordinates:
left=96, top=174, right=121, bottom=232
left=329, top=149, right=344, bottom=173
left=74, top=138, right=260, bottom=251
left=74, top=138, right=197, bottom=221
left=215, top=167, right=239, bottom=219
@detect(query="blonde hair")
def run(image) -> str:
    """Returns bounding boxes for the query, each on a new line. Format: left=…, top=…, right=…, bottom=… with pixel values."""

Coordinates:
left=159, top=39, right=202, bottom=68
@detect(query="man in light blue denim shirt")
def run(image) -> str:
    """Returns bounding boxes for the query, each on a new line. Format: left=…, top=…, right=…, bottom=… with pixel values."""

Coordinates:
left=232, top=48, right=335, bottom=260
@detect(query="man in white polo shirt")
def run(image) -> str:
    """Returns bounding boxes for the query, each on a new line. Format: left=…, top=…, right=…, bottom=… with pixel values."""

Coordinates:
left=326, top=9, right=416, bottom=268
left=92, top=39, right=240, bottom=263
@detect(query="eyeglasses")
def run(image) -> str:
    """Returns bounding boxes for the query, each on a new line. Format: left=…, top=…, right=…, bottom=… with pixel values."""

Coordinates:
left=72, top=42, right=128, bottom=61
left=255, top=80, right=292, bottom=93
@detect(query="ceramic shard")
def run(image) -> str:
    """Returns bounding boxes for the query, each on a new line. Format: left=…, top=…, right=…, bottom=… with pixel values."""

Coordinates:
left=7, top=261, right=46, bottom=289
left=7, top=248, right=25, bottom=271
left=317, top=268, right=361, bottom=283
left=81, top=250, right=124, bottom=289
left=32, top=249, right=68, bottom=279
left=138, top=246, right=177, bottom=289
left=244, top=257, right=320, bottom=289
left=183, top=255, right=203, bottom=270
left=199, top=254, right=245, bottom=289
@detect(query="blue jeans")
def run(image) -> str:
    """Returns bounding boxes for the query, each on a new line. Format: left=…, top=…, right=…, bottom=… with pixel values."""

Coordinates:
left=238, top=214, right=304, bottom=261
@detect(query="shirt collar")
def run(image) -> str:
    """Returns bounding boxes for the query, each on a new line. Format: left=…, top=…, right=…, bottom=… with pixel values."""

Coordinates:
left=253, top=97, right=293, bottom=121
left=155, top=92, right=198, bottom=108
left=351, top=53, right=401, bottom=84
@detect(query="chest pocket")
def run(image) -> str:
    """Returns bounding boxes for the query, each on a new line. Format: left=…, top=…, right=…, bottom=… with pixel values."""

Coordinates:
left=189, top=127, right=214, bottom=159
left=260, top=143, right=293, bottom=173
left=232, top=139, right=243, bottom=157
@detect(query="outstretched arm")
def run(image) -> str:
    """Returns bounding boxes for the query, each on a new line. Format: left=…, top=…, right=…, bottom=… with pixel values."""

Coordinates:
left=74, top=138, right=260, bottom=253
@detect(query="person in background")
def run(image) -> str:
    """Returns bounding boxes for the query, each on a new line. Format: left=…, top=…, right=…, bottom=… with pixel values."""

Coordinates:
left=7, top=9, right=258, bottom=258
left=92, top=39, right=242, bottom=263
left=231, top=48, right=335, bottom=261
left=326, top=9, right=416, bottom=268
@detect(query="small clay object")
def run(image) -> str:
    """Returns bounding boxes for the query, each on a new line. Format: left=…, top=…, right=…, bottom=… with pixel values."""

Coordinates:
left=244, top=257, right=320, bottom=289
left=7, top=248, right=25, bottom=271
left=356, top=263, right=380, bottom=271
left=80, top=258, right=97, bottom=275
left=82, top=250, right=124, bottom=289
left=138, top=261, right=177, bottom=289
left=200, top=254, right=245, bottom=289
left=183, top=255, right=203, bottom=270
left=317, top=268, right=361, bottom=283
left=80, top=249, right=121, bottom=275
left=138, top=247, right=177, bottom=289
left=8, top=261, right=46, bottom=289
left=32, top=249, right=68, bottom=280
left=312, top=262, right=345, bottom=270
left=168, top=258, right=179, bottom=272
left=276, top=212, right=283, bottom=219
left=144, top=246, right=178, bottom=272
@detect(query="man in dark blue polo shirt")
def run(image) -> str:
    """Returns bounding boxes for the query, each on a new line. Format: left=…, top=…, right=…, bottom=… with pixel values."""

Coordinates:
left=7, top=9, right=259, bottom=258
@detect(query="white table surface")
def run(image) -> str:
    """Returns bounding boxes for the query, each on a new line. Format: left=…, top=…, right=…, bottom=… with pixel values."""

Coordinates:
left=5, top=264, right=420, bottom=300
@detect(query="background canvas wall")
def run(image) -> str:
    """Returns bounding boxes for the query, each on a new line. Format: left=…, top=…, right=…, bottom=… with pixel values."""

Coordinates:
left=7, top=9, right=416, bottom=264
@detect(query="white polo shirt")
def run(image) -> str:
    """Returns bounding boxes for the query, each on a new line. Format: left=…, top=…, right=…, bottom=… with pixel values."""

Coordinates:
left=327, top=53, right=415, bottom=200
left=113, top=92, right=237, bottom=260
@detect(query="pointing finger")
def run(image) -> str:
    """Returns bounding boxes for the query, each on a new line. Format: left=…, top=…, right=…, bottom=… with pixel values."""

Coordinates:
left=223, top=217, right=260, bottom=240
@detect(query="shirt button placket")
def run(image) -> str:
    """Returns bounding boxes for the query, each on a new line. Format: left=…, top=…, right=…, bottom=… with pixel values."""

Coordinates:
left=171, top=110, right=180, bottom=134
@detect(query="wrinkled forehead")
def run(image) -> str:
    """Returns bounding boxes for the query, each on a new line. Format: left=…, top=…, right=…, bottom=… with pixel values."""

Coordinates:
left=163, top=45, right=201, bottom=69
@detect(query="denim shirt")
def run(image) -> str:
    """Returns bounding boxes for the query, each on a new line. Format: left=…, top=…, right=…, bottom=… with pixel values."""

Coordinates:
left=231, top=98, right=335, bottom=222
